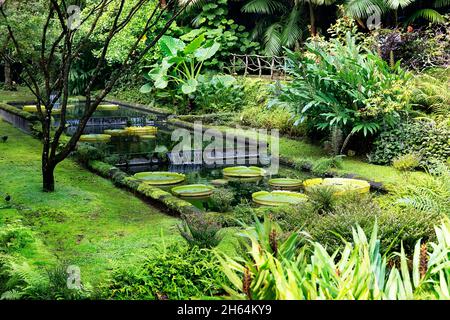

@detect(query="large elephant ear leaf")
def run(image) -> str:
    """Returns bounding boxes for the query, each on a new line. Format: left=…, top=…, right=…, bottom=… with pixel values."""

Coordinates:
left=184, top=34, right=205, bottom=54
left=139, top=83, right=153, bottom=93
left=181, top=79, right=198, bottom=94
left=194, top=41, right=220, bottom=61
left=159, top=35, right=186, bottom=57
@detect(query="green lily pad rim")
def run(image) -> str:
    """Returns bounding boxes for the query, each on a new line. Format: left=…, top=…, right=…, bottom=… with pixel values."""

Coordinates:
left=133, top=171, right=186, bottom=185
left=223, top=166, right=266, bottom=177
left=268, top=178, right=304, bottom=187
left=252, top=190, right=308, bottom=206
left=79, top=134, right=111, bottom=142
left=172, top=184, right=215, bottom=197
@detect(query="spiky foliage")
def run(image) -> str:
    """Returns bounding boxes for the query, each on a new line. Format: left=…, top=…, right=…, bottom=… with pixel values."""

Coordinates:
left=393, top=164, right=450, bottom=216
left=411, top=70, right=450, bottom=116
left=344, top=0, right=449, bottom=24
left=216, top=216, right=450, bottom=300
left=240, top=0, right=305, bottom=55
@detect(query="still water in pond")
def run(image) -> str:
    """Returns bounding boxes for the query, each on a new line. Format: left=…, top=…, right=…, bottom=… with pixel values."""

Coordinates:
left=15, top=102, right=313, bottom=210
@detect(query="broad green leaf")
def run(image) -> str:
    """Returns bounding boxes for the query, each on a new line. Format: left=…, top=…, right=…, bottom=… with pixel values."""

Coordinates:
left=181, top=78, right=198, bottom=94
left=194, top=42, right=220, bottom=61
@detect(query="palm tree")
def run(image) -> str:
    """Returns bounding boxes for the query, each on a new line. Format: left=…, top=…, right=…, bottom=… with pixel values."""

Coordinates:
left=298, top=0, right=336, bottom=36
left=240, top=0, right=305, bottom=55
left=344, top=0, right=450, bottom=26
left=240, top=0, right=337, bottom=55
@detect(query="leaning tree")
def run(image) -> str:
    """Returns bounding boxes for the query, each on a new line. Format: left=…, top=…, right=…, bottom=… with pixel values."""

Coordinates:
left=0, top=0, right=191, bottom=192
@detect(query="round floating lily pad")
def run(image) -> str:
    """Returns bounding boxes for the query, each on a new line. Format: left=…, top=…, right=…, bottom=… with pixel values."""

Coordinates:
left=140, top=135, right=156, bottom=140
left=211, top=179, right=228, bottom=186
left=134, top=171, right=186, bottom=185
left=269, top=178, right=303, bottom=190
left=223, top=166, right=266, bottom=178
left=79, top=134, right=111, bottom=143
left=97, top=104, right=119, bottom=111
left=125, top=126, right=158, bottom=135
left=172, top=184, right=215, bottom=197
left=303, top=178, right=370, bottom=195
left=252, top=191, right=308, bottom=206
left=22, top=105, right=74, bottom=114
left=104, top=129, right=128, bottom=136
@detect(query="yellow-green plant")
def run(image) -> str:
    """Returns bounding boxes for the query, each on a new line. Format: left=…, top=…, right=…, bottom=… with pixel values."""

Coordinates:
left=216, top=216, right=450, bottom=300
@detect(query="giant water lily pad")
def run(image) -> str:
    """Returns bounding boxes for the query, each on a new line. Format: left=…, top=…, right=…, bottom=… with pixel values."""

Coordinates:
left=104, top=129, right=128, bottom=136
left=97, top=104, right=119, bottom=111
left=125, top=126, right=158, bottom=135
left=252, top=191, right=308, bottom=206
left=140, top=135, right=156, bottom=140
left=269, top=178, right=303, bottom=190
left=172, top=184, right=214, bottom=197
left=303, top=178, right=370, bottom=195
left=223, top=166, right=266, bottom=178
left=22, top=105, right=73, bottom=114
left=134, top=172, right=186, bottom=185
left=79, top=134, right=111, bottom=143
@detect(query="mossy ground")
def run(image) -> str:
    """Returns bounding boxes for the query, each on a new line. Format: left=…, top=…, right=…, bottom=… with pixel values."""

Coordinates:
left=0, top=119, right=183, bottom=285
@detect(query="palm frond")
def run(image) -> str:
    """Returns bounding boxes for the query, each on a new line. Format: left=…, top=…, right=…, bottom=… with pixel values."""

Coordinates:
left=405, top=8, right=446, bottom=24
left=242, top=0, right=287, bottom=14
left=263, top=22, right=283, bottom=55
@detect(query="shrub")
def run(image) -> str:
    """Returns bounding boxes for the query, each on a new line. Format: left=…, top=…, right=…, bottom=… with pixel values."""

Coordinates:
left=209, top=188, right=234, bottom=213
left=0, top=224, right=34, bottom=254
left=392, top=153, right=421, bottom=171
left=311, top=156, right=344, bottom=175
left=272, top=33, right=411, bottom=150
left=0, top=259, right=90, bottom=300
left=240, top=104, right=306, bottom=137
left=305, top=186, right=338, bottom=214
left=370, top=120, right=450, bottom=167
left=217, top=216, right=450, bottom=300
left=178, top=213, right=223, bottom=248
left=306, top=194, right=440, bottom=255
left=74, top=144, right=105, bottom=164
left=193, top=75, right=245, bottom=114
left=103, top=245, right=226, bottom=300
left=411, top=69, right=450, bottom=116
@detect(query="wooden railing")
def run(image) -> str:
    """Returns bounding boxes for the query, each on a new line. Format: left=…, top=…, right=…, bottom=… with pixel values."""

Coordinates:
left=230, top=54, right=287, bottom=79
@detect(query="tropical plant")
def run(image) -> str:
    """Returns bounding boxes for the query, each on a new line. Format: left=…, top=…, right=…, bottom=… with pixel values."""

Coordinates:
left=178, top=213, right=223, bottom=248
left=370, top=119, right=450, bottom=167
left=272, top=33, right=411, bottom=152
left=217, top=216, right=450, bottom=300
left=393, top=163, right=450, bottom=216
left=103, top=245, right=226, bottom=300
left=140, top=34, right=220, bottom=96
left=344, top=0, right=450, bottom=25
left=179, top=0, right=259, bottom=67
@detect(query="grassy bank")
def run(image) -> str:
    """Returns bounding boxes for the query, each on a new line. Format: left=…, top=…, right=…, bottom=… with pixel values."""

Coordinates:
left=0, top=119, right=181, bottom=285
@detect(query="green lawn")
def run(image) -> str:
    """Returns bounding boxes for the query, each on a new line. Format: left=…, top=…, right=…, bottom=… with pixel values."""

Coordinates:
left=0, top=119, right=181, bottom=285
left=0, top=87, right=36, bottom=103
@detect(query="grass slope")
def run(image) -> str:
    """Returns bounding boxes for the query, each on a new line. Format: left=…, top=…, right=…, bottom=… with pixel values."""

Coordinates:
left=0, top=119, right=181, bottom=285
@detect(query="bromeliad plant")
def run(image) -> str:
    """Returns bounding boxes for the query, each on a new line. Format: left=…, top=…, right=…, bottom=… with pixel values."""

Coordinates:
left=272, top=33, right=412, bottom=153
left=140, top=34, right=220, bottom=95
left=216, top=216, right=450, bottom=300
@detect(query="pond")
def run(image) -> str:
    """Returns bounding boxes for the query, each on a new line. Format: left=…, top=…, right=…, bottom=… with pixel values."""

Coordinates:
left=13, top=102, right=314, bottom=210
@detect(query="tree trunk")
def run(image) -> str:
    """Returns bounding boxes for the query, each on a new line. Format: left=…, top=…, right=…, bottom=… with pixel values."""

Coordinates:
left=42, top=161, right=55, bottom=192
left=42, top=121, right=55, bottom=192
left=4, top=58, right=13, bottom=90
left=309, top=3, right=316, bottom=36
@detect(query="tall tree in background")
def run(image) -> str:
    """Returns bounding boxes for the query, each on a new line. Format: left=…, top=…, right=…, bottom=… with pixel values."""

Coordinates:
left=0, top=0, right=190, bottom=192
